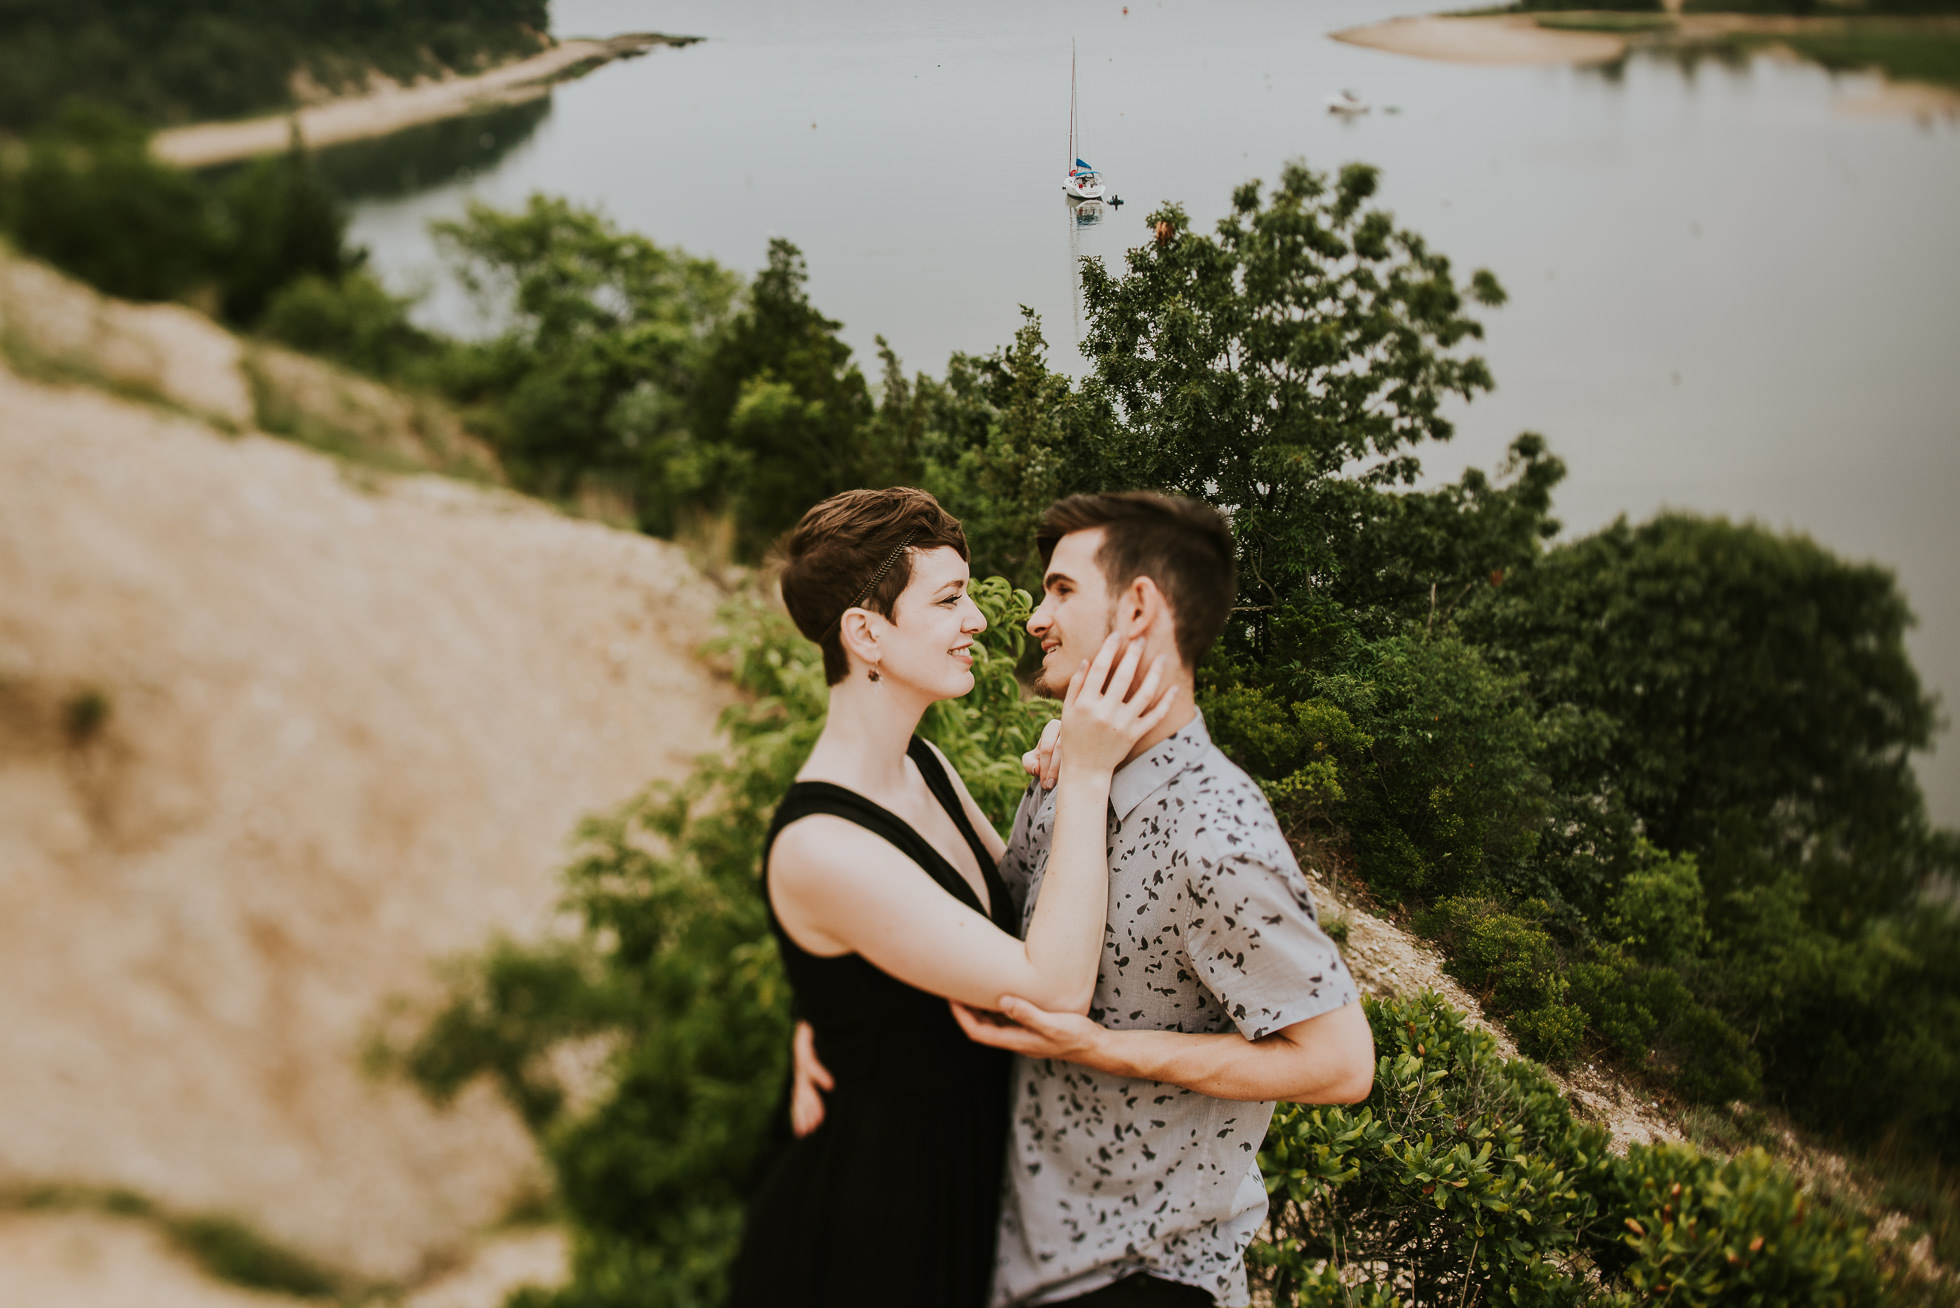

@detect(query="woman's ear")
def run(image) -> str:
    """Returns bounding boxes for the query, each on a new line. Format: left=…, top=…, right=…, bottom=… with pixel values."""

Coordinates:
left=838, top=607, right=880, bottom=670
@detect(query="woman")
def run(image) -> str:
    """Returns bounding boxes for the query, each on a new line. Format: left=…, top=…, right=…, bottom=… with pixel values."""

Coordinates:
left=727, top=487, right=1174, bottom=1308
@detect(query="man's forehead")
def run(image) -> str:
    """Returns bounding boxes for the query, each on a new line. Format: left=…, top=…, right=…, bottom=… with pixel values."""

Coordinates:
left=1045, top=527, right=1106, bottom=581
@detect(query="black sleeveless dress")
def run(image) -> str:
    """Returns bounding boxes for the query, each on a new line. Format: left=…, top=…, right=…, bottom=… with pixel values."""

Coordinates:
left=728, top=737, right=1017, bottom=1308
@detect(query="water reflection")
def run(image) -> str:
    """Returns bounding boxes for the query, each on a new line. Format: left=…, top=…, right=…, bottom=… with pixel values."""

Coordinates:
left=312, top=99, right=553, bottom=202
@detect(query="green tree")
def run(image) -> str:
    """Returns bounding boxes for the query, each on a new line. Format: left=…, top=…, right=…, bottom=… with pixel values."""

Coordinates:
left=434, top=195, right=740, bottom=503
left=916, top=309, right=1102, bottom=590
left=215, top=141, right=355, bottom=324
left=684, top=239, right=898, bottom=558
left=3, top=102, right=218, bottom=303
left=1074, top=161, right=1558, bottom=665
left=0, top=0, right=549, bottom=131
left=1466, top=514, right=1942, bottom=922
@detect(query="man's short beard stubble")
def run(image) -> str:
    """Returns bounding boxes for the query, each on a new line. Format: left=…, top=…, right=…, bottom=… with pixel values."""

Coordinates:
left=1031, top=599, right=1120, bottom=699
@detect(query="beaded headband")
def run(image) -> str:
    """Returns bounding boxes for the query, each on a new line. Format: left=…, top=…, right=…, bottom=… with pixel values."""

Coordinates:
left=846, top=530, right=920, bottom=614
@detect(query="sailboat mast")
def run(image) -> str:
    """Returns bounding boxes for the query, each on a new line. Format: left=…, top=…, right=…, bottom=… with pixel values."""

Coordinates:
left=1069, top=40, right=1076, bottom=169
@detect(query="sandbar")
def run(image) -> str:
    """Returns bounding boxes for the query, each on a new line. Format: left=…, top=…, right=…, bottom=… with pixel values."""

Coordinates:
left=152, top=34, right=691, bottom=169
left=1331, top=15, right=1628, bottom=66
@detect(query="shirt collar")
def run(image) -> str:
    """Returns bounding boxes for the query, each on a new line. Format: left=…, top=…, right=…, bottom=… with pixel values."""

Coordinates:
left=1107, top=710, right=1212, bottom=821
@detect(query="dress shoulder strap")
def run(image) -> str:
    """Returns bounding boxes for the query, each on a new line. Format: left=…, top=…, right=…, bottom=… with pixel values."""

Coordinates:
left=906, top=736, right=995, bottom=875
left=765, top=778, right=987, bottom=917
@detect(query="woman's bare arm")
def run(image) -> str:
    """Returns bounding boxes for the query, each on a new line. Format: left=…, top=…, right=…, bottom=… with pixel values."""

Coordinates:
left=772, top=637, right=1173, bottom=1015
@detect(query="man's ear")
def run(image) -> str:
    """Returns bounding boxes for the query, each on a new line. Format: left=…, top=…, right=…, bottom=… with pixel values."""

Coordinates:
left=1117, top=576, right=1166, bottom=640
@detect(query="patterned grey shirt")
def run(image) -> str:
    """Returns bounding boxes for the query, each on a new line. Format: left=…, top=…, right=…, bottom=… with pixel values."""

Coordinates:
left=990, top=712, right=1358, bottom=1307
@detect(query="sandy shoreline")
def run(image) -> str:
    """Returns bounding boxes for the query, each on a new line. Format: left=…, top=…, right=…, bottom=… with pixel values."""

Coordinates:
left=1332, top=14, right=1629, bottom=67
left=1332, top=12, right=1960, bottom=117
left=152, top=34, right=691, bottom=169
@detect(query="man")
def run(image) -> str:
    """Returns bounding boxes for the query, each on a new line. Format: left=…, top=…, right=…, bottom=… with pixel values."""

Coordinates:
left=796, top=492, right=1374, bottom=1307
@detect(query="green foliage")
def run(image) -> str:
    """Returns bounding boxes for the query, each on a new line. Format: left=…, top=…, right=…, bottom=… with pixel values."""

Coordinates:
left=1467, top=513, right=1939, bottom=922
left=261, top=270, right=436, bottom=379
left=165, top=1214, right=338, bottom=1299
left=1075, top=161, right=1562, bottom=657
left=681, top=239, right=902, bottom=557
left=1255, top=992, right=1614, bottom=1306
left=394, top=578, right=1050, bottom=1307
left=433, top=195, right=740, bottom=504
left=915, top=309, right=1100, bottom=590
left=1423, top=899, right=1586, bottom=1063
left=1589, top=1143, right=1882, bottom=1305
left=3, top=103, right=218, bottom=303
left=0, top=0, right=549, bottom=131
left=213, top=146, right=357, bottom=324
left=62, top=686, right=112, bottom=744
left=1256, top=995, right=1885, bottom=1307
left=0, top=103, right=356, bottom=328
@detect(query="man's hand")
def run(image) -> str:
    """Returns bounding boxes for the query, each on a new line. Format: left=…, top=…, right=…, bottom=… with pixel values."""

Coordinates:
left=1019, top=718, right=1062, bottom=790
left=790, top=1020, right=834, bottom=1138
left=950, top=995, right=1105, bottom=1063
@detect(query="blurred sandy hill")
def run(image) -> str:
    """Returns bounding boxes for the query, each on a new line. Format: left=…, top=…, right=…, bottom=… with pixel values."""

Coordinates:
left=0, top=249, right=736, bottom=1296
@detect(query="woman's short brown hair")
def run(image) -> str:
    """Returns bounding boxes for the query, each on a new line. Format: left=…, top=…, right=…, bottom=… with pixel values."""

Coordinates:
left=779, top=488, right=969, bottom=685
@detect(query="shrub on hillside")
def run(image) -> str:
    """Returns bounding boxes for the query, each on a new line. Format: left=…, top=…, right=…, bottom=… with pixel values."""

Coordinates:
left=1420, top=898, right=1586, bottom=1063
left=260, top=271, right=435, bottom=379
left=1257, top=994, right=1885, bottom=1307
left=1256, top=993, right=1613, bottom=1305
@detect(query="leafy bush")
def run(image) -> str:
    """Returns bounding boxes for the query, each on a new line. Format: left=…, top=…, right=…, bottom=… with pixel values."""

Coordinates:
left=1256, top=994, right=1885, bottom=1307
left=261, top=271, right=435, bottom=379
left=1588, top=1143, right=1883, bottom=1305
left=3, top=103, right=218, bottom=303
left=1256, top=992, right=1613, bottom=1306
left=0, top=0, right=549, bottom=131
left=1422, top=899, right=1586, bottom=1063
left=0, top=102, right=357, bottom=329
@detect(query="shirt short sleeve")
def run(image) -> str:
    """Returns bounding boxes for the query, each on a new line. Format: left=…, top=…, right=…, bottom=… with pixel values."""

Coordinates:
left=1181, top=844, right=1359, bottom=1041
left=997, top=782, right=1045, bottom=920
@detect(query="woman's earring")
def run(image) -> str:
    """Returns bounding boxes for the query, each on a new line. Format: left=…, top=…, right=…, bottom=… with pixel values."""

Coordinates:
left=867, top=668, right=882, bottom=684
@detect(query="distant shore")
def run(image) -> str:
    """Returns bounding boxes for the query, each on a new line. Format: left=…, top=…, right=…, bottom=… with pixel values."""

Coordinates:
left=1332, top=13, right=1628, bottom=66
left=1332, top=11, right=1960, bottom=117
left=152, top=33, right=695, bottom=169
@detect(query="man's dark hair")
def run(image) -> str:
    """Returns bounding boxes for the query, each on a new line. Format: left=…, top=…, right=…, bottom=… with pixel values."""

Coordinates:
left=1036, top=492, right=1237, bottom=670
left=779, top=487, right=969, bottom=685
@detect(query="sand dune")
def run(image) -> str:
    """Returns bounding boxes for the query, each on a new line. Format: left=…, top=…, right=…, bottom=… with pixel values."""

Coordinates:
left=0, top=254, right=733, bottom=1282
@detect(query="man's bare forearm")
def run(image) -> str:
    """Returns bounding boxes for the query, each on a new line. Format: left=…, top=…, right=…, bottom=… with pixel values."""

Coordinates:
left=1081, top=1003, right=1375, bottom=1104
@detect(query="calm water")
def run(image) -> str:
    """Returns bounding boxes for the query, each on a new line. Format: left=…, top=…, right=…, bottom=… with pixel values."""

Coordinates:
left=341, top=0, right=1960, bottom=822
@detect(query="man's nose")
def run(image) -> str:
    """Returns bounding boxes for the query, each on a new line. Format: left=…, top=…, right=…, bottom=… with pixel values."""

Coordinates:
left=1026, top=600, right=1051, bottom=636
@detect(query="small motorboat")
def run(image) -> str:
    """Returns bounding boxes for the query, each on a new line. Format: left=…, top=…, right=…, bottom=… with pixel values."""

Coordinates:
left=1326, top=89, right=1370, bottom=116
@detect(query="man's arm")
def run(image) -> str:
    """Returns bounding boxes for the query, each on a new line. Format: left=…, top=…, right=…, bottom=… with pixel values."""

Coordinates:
left=950, top=995, right=1376, bottom=1104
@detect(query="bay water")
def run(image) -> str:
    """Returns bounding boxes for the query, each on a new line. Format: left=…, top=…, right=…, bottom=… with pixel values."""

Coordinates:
left=338, top=0, right=1960, bottom=821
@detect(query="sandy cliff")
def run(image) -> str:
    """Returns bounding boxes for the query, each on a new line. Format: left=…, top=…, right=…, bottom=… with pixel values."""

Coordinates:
left=0, top=255, right=735, bottom=1288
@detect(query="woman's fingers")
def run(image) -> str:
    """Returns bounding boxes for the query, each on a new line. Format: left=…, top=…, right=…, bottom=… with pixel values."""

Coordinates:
left=1102, top=638, right=1146, bottom=705
left=1062, top=656, right=1090, bottom=711
left=1082, top=631, right=1125, bottom=696
left=1135, top=683, right=1181, bottom=737
left=1127, top=654, right=1168, bottom=717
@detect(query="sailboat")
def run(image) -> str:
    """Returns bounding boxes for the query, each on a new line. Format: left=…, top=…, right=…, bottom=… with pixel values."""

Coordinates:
left=1064, top=41, right=1105, bottom=201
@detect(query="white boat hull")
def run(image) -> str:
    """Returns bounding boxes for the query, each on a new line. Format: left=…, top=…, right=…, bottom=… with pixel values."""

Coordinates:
left=1065, top=176, right=1105, bottom=200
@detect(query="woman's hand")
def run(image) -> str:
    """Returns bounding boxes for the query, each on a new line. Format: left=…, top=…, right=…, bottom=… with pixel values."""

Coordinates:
left=1056, top=634, right=1178, bottom=777
left=1020, top=718, right=1062, bottom=790
left=789, top=1020, right=833, bottom=1138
